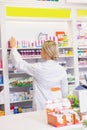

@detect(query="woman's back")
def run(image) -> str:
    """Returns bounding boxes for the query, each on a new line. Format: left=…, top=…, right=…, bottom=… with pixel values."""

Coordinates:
left=32, top=60, right=68, bottom=110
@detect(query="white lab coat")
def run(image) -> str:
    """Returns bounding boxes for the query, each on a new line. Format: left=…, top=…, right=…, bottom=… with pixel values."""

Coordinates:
left=10, top=48, right=68, bottom=111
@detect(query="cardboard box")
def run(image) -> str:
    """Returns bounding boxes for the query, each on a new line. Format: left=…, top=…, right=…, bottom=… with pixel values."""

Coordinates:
left=46, top=99, right=82, bottom=127
left=0, top=110, right=5, bottom=116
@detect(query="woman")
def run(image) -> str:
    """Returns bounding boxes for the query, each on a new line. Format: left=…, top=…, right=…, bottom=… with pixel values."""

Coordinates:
left=9, top=37, right=68, bottom=111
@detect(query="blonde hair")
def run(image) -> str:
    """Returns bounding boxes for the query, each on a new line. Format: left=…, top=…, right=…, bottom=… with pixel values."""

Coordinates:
left=42, top=40, right=59, bottom=61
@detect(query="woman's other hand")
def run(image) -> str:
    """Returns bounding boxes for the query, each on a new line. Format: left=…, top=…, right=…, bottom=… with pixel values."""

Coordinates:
left=9, top=37, right=16, bottom=48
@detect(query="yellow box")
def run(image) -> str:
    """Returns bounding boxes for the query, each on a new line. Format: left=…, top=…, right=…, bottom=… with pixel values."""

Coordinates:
left=0, top=110, right=5, bottom=116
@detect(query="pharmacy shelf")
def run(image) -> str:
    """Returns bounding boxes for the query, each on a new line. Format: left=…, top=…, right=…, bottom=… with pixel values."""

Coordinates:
left=6, top=20, right=75, bottom=113
left=0, top=0, right=87, bottom=115
left=0, top=7, right=5, bottom=115
left=59, top=55, right=73, bottom=58
left=79, top=66, right=87, bottom=68
left=77, top=21, right=87, bottom=84
left=10, top=99, right=32, bottom=104
left=59, top=46, right=73, bottom=49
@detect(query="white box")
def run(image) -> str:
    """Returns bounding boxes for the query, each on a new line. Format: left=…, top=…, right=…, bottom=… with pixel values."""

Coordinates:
left=74, top=90, right=87, bottom=113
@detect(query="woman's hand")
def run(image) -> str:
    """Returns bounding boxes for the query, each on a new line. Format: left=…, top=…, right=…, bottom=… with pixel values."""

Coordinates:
left=9, top=37, right=16, bottom=48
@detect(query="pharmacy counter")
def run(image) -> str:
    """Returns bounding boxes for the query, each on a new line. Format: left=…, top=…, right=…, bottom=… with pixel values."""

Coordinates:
left=0, top=111, right=83, bottom=130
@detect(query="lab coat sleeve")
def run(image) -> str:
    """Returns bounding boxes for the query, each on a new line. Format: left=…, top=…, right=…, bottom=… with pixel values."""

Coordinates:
left=61, top=70, right=68, bottom=98
left=10, top=48, right=37, bottom=76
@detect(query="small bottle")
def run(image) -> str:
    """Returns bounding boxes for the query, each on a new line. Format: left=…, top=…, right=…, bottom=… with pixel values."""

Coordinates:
left=0, top=74, right=3, bottom=84
left=0, top=60, right=2, bottom=68
left=18, top=107, right=22, bottom=113
left=10, top=106, right=14, bottom=114
left=14, top=106, right=18, bottom=114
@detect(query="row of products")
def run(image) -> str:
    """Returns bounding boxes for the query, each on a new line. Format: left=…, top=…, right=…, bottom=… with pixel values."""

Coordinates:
left=9, top=77, right=33, bottom=103
left=8, top=48, right=73, bottom=58
left=8, top=36, right=57, bottom=49
left=10, top=106, right=32, bottom=114
left=8, top=32, right=69, bottom=49
left=18, top=49, right=41, bottom=57
left=78, top=49, right=87, bottom=58
left=9, top=77, right=33, bottom=88
left=8, top=48, right=73, bottom=59
left=10, top=91, right=33, bottom=103
left=59, top=49, right=73, bottom=56
left=8, top=40, right=43, bottom=49
left=78, top=58, right=87, bottom=66
left=8, top=49, right=41, bottom=61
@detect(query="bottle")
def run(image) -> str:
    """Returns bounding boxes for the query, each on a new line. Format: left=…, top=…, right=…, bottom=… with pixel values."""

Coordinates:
left=0, top=74, right=3, bottom=84
left=14, top=106, right=18, bottom=114
left=0, top=60, right=2, bottom=68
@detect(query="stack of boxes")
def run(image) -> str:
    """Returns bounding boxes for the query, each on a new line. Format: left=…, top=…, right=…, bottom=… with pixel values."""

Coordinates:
left=46, top=99, right=82, bottom=127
